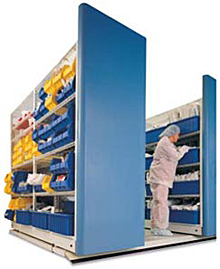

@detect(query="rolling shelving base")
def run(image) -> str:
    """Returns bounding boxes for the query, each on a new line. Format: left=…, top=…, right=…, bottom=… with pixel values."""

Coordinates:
left=10, top=225, right=215, bottom=263
left=11, top=222, right=76, bottom=253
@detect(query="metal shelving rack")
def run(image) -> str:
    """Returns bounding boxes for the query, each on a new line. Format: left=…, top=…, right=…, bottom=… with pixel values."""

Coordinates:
left=10, top=44, right=77, bottom=250
left=145, top=99, right=203, bottom=235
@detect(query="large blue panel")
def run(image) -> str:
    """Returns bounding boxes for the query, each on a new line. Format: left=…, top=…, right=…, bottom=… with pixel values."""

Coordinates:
left=202, top=75, right=216, bottom=236
left=76, top=4, right=146, bottom=255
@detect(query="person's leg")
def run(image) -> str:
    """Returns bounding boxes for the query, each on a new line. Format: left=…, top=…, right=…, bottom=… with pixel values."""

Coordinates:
left=150, top=183, right=169, bottom=229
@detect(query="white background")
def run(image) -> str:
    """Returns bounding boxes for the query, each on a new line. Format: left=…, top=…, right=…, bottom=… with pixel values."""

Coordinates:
left=0, top=0, right=219, bottom=268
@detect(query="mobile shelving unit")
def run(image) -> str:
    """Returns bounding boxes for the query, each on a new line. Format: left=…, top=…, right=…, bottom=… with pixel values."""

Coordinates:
left=5, top=4, right=216, bottom=263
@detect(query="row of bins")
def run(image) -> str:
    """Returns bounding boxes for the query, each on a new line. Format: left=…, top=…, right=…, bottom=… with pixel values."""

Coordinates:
left=33, top=102, right=75, bottom=154
left=145, top=115, right=200, bottom=144
left=34, top=151, right=75, bottom=192
left=16, top=201, right=75, bottom=236
left=145, top=180, right=200, bottom=196
left=145, top=207, right=199, bottom=225
left=145, top=148, right=200, bottom=170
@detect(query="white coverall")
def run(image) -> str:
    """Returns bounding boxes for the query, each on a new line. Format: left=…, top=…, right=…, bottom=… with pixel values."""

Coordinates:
left=148, top=136, right=189, bottom=229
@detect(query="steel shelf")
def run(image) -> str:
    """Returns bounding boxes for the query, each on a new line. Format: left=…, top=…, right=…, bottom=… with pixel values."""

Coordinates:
left=145, top=194, right=200, bottom=199
left=145, top=162, right=200, bottom=173
left=12, top=190, right=75, bottom=198
left=35, top=93, right=76, bottom=125
left=12, top=159, right=33, bottom=171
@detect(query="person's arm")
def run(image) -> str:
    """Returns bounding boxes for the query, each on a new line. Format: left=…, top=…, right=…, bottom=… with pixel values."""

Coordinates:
left=160, top=138, right=189, bottom=162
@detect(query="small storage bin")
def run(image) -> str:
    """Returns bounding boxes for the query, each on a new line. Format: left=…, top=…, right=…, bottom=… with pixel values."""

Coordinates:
left=145, top=157, right=153, bottom=170
left=169, top=116, right=200, bottom=136
left=50, top=152, right=74, bottom=174
left=16, top=184, right=33, bottom=194
left=34, top=185, right=45, bottom=192
left=52, top=126, right=74, bottom=150
left=32, top=211, right=48, bottom=230
left=50, top=172, right=74, bottom=191
left=171, top=180, right=199, bottom=195
left=38, top=139, right=55, bottom=154
left=4, top=210, right=15, bottom=221
left=178, top=148, right=199, bottom=165
left=170, top=209, right=200, bottom=224
left=38, top=124, right=54, bottom=141
left=48, top=213, right=74, bottom=235
left=38, top=87, right=47, bottom=101
left=145, top=208, right=200, bottom=224
left=42, top=175, right=54, bottom=193
left=16, top=210, right=32, bottom=225
left=51, top=102, right=74, bottom=134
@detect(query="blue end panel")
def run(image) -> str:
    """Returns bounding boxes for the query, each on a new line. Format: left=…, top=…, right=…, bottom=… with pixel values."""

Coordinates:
left=202, top=75, right=216, bottom=236
left=76, top=4, right=146, bottom=255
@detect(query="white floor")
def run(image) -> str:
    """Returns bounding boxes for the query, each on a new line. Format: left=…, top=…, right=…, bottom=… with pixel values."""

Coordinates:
left=144, top=229, right=200, bottom=248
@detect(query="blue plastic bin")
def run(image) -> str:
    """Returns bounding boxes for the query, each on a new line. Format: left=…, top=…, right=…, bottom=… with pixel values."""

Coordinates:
left=178, top=148, right=199, bottom=165
left=145, top=116, right=200, bottom=144
left=32, top=129, right=39, bottom=143
left=168, top=116, right=200, bottom=136
left=32, top=211, right=48, bottom=229
left=38, top=139, right=55, bottom=154
left=146, top=180, right=199, bottom=196
left=38, top=124, right=54, bottom=141
left=170, top=209, right=200, bottom=224
left=33, top=109, right=41, bottom=121
left=50, top=172, right=74, bottom=191
left=16, top=210, right=32, bottom=225
left=11, top=171, right=29, bottom=193
left=4, top=210, right=15, bottom=221
left=34, top=185, right=45, bottom=192
left=16, top=184, right=33, bottom=194
left=38, top=87, right=47, bottom=101
left=56, top=90, right=65, bottom=104
left=145, top=157, right=153, bottom=170
left=52, top=126, right=74, bottom=149
left=48, top=213, right=74, bottom=235
left=51, top=102, right=74, bottom=134
left=39, top=101, right=49, bottom=117
left=145, top=208, right=199, bottom=224
left=171, top=180, right=199, bottom=195
left=50, top=152, right=74, bottom=174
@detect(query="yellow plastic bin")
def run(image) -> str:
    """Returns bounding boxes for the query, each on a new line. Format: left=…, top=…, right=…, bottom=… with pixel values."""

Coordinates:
left=14, top=197, right=33, bottom=210
left=52, top=72, right=63, bottom=91
left=4, top=172, right=13, bottom=183
left=8, top=199, right=17, bottom=210
left=42, top=175, right=54, bottom=193
left=4, top=182, right=14, bottom=195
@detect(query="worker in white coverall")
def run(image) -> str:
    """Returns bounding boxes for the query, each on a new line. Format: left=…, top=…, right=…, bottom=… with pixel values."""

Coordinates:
left=148, top=124, right=190, bottom=236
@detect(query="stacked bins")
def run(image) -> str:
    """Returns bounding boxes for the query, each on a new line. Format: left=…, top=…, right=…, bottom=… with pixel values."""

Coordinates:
left=35, top=102, right=75, bottom=154
left=50, top=151, right=74, bottom=191
left=33, top=87, right=48, bottom=121
left=145, top=115, right=200, bottom=225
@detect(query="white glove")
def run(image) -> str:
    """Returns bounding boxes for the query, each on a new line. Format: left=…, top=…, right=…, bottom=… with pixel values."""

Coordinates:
left=180, top=145, right=190, bottom=154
